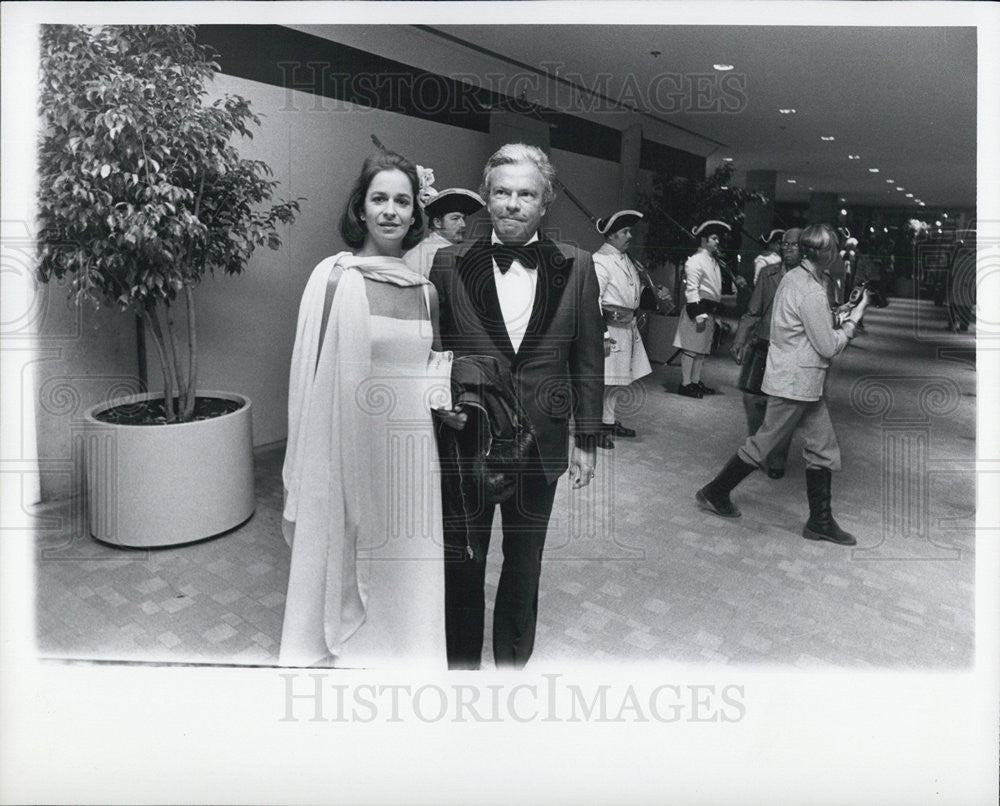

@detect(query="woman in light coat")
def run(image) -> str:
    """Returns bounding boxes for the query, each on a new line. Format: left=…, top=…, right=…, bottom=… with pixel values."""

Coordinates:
left=696, top=224, right=870, bottom=546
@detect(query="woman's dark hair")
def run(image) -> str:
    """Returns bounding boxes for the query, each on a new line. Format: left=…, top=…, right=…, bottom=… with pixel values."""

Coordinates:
left=339, top=150, right=424, bottom=250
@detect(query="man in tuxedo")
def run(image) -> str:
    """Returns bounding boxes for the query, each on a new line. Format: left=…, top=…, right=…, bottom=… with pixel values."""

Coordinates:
left=429, top=143, right=604, bottom=670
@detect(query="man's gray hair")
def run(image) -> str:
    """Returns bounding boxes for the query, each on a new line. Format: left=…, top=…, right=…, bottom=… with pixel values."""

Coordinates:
left=479, top=143, right=558, bottom=205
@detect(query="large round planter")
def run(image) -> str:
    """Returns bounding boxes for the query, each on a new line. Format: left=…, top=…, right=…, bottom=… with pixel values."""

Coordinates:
left=82, top=391, right=255, bottom=547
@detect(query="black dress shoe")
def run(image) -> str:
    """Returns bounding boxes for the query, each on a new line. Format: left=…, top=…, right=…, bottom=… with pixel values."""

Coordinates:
left=597, top=433, right=615, bottom=450
left=696, top=381, right=717, bottom=395
left=613, top=421, right=636, bottom=438
left=677, top=383, right=703, bottom=399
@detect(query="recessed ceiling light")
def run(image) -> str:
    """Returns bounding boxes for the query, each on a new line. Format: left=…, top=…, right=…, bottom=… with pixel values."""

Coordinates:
left=905, top=193, right=914, bottom=198
left=722, top=157, right=733, bottom=162
left=896, top=186, right=904, bottom=191
left=786, top=179, right=797, bottom=184
left=886, top=179, right=895, bottom=183
left=883, top=227, right=889, bottom=233
left=868, top=168, right=879, bottom=173
left=919, top=202, right=926, bottom=206
left=840, top=208, right=848, bottom=215
left=821, top=136, right=835, bottom=141
left=848, top=154, right=860, bottom=160
left=778, top=108, right=796, bottom=114
left=713, top=63, right=734, bottom=71
left=935, top=220, right=942, bottom=227
left=943, top=213, right=949, bottom=218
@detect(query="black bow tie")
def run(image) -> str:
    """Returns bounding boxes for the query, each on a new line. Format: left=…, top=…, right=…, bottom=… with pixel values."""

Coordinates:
left=490, top=243, right=539, bottom=274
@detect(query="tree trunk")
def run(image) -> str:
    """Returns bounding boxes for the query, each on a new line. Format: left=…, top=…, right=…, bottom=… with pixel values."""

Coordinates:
left=182, top=283, right=198, bottom=421
left=143, top=305, right=177, bottom=422
left=165, top=301, right=188, bottom=419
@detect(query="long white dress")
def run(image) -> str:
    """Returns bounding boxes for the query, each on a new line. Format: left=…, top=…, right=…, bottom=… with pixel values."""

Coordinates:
left=279, top=255, right=447, bottom=669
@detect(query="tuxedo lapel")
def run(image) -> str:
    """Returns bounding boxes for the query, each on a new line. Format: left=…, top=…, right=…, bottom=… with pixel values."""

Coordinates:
left=457, top=238, right=516, bottom=360
left=519, top=239, right=573, bottom=359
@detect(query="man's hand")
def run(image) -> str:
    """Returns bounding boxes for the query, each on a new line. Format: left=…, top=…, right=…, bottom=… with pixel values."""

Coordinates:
left=734, top=276, right=749, bottom=290
left=568, top=445, right=596, bottom=489
left=695, top=315, right=708, bottom=333
left=432, top=406, right=468, bottom=431
left=654, top=284, right=672, bottom=302
left=730, top=342, right=747, bottom=364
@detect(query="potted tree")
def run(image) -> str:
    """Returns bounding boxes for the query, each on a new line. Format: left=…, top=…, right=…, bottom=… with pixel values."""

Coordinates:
left=37, top=24, right=302, bottom=546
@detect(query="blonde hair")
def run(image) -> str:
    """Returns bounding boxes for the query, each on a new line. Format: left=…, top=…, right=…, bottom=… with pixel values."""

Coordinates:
left=479, top=143, right=557, bottom=205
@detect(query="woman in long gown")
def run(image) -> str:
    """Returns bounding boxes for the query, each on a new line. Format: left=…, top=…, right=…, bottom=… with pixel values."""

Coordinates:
left=279, top=150, right=463, bottom=668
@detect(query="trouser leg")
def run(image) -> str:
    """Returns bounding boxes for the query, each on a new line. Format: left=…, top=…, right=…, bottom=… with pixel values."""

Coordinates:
left=796, top=398, right=842, bottom=471
left=492, top=467, right=559, bottom=670
left=738, top=396, right=807, bottom=469
left=602, top=387, right=617, bottom=426
left=742, top=391, right=767, bottom=436
left=438, top=434, right=497, bottom=670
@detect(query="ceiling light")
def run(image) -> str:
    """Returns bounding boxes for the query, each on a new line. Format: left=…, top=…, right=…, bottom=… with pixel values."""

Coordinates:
left=848, top=155, right=860, bottom=160
left=869, top=227, right=876, bottom=233
left=821, top=136, right=835, bottom=141
left=883, top=227, right=889, bottom=233
left=722, top=157, right=733, bottom=162
left=896, top=186, right=905, bottom=191
left=713, top=63, right=734, bottom=71
left=919, top=202, right=926, bottom=206
left=840, top=208, right=848, bottom=216
left=868, top=168, right=879, bottom=173
left=905, top=193, right=914, bottom=198
left=786, top=179, right=797, bottom=184
left=943, top=213, right=949, bottom=218
left=935, top=220, right=942, bottom=227
left=778, top=108, right=796, bottom=114
left=886, top=179, right=895, bottom=184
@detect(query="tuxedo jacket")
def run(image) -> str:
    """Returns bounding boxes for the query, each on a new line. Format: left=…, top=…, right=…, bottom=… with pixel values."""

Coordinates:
left=429, top=235, right=604, bottom=484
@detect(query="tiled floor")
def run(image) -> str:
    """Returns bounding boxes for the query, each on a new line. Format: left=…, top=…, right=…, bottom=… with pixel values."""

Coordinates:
left=34, top=297, right=977, bottom=668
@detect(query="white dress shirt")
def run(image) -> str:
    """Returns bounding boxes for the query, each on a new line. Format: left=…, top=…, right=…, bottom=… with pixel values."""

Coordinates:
left=492, top=231, right=539, bottom=352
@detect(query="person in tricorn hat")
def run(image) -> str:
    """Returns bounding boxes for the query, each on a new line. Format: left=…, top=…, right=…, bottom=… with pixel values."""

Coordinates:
left=592, top=210, right=671, bottom=447
left=403, top=187, right=484, bottom=277
left=753, top=229, right=785, bottom=285
left=672, top=219, right=731, bottom=398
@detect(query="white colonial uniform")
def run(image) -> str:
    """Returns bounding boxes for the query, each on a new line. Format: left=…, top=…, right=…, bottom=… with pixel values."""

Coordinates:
left=673, top=248, right=723, bottom=355
left=593, top=242, right=652, bottom=385
left=403, top=230, right=452, bottom=279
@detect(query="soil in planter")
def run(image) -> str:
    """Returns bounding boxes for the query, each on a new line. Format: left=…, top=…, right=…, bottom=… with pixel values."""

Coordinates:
left=94, top=396, right=242, bottom=426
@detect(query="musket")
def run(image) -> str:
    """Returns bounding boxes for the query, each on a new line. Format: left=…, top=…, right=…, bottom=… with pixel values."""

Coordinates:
left=551, top=177, right=675, bottom=315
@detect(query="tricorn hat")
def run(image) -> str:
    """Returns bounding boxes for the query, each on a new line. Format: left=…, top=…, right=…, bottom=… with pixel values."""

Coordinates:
left=760, top=228, right=785, bottom=246
left=692, top=219, right=732, bottom=239
left=596, top=209, right=643, bottom=236
left=423, top=188, right=485, bottom=219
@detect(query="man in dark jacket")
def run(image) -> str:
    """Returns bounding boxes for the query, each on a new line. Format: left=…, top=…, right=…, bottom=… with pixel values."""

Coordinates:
left=430, top=143, right=604, bottom=670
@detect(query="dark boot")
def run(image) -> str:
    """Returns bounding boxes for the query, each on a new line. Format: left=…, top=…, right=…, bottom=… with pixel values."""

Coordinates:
left=802, top=467, right=856, bottom=546
left=696, top=454, right=757, bottom=518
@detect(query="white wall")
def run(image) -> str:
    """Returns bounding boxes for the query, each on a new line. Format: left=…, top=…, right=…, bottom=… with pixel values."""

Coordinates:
left=33, top=26, right=708, bottom=501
